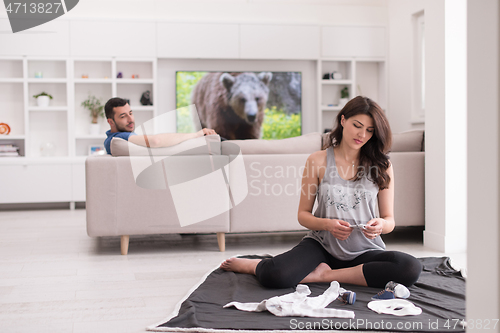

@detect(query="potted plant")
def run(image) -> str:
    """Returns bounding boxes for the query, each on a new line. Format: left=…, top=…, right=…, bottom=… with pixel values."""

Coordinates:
left=339, top=87, right=349, bottom=107
left=81, top=95, right=104, bottom=135
left=33, top=92, right=53, bottom=108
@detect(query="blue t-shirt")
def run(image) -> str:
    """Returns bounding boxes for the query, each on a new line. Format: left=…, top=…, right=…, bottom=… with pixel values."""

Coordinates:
left=104, top=130, right=136, bottom=154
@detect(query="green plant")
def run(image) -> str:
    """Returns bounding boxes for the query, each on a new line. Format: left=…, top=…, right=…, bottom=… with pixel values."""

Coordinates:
left=176, top=72, right=207, bottom=132
left=33, top=92, right=53, bottom=99
left=262, top=106, right=301, bottom=140
left=341, top=87, right=349, bottom=99
left=81, top=95, right=104, bottom=124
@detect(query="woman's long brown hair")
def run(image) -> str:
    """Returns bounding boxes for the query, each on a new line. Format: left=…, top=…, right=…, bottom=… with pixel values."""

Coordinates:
left=322, top=96, right=392, bottom=190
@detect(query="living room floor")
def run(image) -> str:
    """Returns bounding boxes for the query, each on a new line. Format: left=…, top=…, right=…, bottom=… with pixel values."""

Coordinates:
left=0, top=209, right=466, bottom=333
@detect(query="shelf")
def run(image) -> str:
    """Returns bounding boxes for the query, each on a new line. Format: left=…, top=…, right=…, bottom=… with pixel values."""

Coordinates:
left=0, top=59, right=23, bottom=79
left=116, top=79, right=154, bottom=84
left=0, top=57, right=155, bottom=161
left=321, top=80, right=352, bottom=85
left=74, top=78, right=112, bottom=84
left=318, top=57, right=386, bottom=132
left=27, top=78, right=67, bottom=83
left=0, top=57, right=157, bottom=203
left=27, top=59, right=67, bottom=80
left=74, top=60, right=112, bottom=81
left=28, top=106, right=67, bottom=111
left=0, top=78, right=23, bottom=83
left=116, top=60, right=153, bottom=80
left=29, top=82, right=68, bottom=108
left=76, top=135, right=106, bottom=140
left=0, top=135, right=25, bottom=140
left=321, top=105, right=343, bottom=111
left=0, top=156, right=24, bottom=161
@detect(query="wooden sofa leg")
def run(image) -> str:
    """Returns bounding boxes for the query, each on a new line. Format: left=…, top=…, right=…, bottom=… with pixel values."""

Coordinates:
left=217, top=232, right=225, bottom=252
left=121, top=235, right=129, bottom=255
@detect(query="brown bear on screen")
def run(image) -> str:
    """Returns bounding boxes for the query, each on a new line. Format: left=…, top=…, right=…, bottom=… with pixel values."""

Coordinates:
left=191, top=72, right=272, bottom=140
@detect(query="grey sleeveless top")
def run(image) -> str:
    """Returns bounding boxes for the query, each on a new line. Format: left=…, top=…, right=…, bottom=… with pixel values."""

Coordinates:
left=305, top=146, right=385, bottom=260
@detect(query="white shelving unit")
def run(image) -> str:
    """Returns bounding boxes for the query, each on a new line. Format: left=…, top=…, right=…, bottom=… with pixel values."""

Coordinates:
left=25, top=58, right=70, bottom=158
left=318, top=58, right=386, bottom=132
left=73, top=58, right=112, bottom=158
left=73, top=57, right=157, bottom=157
left=0, top=56, right=157, bottom=205
left=0, top=57, right=25, bottom=157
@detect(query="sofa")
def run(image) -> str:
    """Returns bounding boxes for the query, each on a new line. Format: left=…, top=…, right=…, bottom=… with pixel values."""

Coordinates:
left=86, top=130, right=424, bottom=255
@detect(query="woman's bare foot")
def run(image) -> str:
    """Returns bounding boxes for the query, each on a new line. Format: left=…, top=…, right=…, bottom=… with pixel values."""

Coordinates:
left=220, top=258, right=262, bottom=275
left=300, top=263, right=332, bottom=283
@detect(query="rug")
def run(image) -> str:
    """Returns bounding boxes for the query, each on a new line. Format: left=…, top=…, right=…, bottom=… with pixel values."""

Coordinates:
left=147, top=256, right=465, bottom=332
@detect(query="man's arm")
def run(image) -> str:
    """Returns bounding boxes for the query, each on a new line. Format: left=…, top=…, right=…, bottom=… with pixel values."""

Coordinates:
left=128, top=128, right=216, bottom=148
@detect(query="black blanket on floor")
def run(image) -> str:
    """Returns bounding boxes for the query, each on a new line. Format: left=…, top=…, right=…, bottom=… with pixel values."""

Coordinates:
left=148, top=257, right=465, bottom=332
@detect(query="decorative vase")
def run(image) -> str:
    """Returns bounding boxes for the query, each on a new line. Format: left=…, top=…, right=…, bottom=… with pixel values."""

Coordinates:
left=89, top=123, right=100, bottom=135
left=37, top=96, right=50, bottom=107
left=339, top=98, right=349, bottom=108
left=0, top=123, right=11, bottom=135
left=40, top=142, right=55, bottom=157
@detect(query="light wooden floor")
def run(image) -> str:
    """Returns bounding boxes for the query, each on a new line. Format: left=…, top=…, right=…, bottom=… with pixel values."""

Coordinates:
left=0, top=209, right=466, bottom=333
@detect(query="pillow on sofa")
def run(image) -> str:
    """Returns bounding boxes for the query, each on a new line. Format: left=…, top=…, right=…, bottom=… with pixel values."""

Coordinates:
left=110, top=134, right=221, bottom=156
left=391, top=130, right=424, bottom=152
left=221, top=132, right=322, bottom=155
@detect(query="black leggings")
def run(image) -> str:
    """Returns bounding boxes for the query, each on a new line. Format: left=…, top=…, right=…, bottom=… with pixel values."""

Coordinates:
left=255, top=238, right=422, bottom=289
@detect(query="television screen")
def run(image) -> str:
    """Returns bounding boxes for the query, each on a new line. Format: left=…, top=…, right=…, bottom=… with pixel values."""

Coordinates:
left=176, top=71, right=301, bottom=140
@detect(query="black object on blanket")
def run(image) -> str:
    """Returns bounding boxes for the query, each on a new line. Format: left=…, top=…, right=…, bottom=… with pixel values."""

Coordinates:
left=148, top=256, right=465, bottom=332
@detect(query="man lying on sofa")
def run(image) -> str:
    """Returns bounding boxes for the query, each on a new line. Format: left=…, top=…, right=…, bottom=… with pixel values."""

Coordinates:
left=104, top=97, right=217, bottom=154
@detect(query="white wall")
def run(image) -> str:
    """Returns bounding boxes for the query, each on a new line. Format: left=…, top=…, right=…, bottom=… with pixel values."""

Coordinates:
left=467, top=0, right=500, bottom=328
left=423, top=0, right=467, bottom=254
left=387, top=0, right=425, bottom=133
left=65, top=0, right=388, bottom=26
left=0, top=0, right=388, bottom=26
left=388, top=0, right=468, bottom=254
left=443, top=0, right=467, bottom=253
left=157, top=59, right=317, bottom=134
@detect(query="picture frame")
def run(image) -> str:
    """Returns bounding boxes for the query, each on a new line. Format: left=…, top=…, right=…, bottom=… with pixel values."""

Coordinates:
left=88, top=145, right=106, bottom=156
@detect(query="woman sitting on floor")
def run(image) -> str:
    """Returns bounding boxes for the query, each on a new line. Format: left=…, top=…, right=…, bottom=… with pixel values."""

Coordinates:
left=221, top=96, right=422, bottom=289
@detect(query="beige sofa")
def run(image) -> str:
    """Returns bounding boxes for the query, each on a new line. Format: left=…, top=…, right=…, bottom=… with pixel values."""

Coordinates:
left=86, top=130, right=424, bottom=255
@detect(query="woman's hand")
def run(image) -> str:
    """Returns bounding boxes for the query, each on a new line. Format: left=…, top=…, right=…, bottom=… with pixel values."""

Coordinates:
left=197, top=128, right=217, bottom=137
left=363, top=218, right=385, bottom=240
left=325, top=219, right=353, bottom=241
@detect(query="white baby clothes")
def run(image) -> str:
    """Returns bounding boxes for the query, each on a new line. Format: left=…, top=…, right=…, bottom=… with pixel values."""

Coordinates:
left=368, top=299, right=422, bottom=316
left=223, top=281, right=355, bottom=319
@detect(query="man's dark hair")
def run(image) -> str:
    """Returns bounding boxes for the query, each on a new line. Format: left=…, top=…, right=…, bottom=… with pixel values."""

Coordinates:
left=105, top=97, right=128, bottom=120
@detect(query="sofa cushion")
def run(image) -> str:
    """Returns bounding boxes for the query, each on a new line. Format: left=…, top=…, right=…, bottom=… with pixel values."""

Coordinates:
left=221, top=132, right=322, bottom=155
left=110, top=134, right=221, bottom=156
left=391, top=130, right=424, bottom=152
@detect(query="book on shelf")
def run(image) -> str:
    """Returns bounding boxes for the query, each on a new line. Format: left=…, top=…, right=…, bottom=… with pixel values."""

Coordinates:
left=0, top=144, right=20, bottom=157
left=0, top=152, right=20, bottom=157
